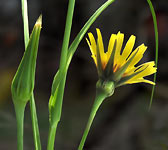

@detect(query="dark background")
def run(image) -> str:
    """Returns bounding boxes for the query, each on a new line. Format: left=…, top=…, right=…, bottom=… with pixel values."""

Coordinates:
left=0, top=0, right=168, bottom=149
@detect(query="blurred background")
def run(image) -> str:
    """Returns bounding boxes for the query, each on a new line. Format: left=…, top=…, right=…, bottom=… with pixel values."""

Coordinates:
left=0, top=0, right=168, bottom=149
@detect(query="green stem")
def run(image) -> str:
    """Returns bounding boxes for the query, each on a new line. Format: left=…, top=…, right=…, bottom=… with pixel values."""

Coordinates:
left=59, top=0, right=75, bottom=71
left=14, top=101, right=26, bottom=150
left=47, top=0, right=75, bottom=149
left=47, top=73, right=67, bottom=150
left=50, top=0, right=76, bottom=98
left=21, top=0, right=29, bottom=48
left=78, top=91, right=107, bottom=150
left=47, top=123, right=58, bottom=150
left=30, top=94, right=41, bottom=150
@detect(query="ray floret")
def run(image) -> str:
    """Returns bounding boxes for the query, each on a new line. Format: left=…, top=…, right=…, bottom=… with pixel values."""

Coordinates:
left=86, top=28, right=157, bottom=87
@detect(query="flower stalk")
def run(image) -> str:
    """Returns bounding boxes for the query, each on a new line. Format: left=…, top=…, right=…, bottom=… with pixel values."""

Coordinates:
left=48, top=72, right=67, bottom=150
left=78, top=80, right=115, bottom=150
left=47, top=124, right=58, bottom=150
left=78, top=94, right=104, bottom=150
left=14, top=101, right=26, bottom=150
left=79, top=28, right=157, bottom=150
left=48, top=1, right=75, bottom=149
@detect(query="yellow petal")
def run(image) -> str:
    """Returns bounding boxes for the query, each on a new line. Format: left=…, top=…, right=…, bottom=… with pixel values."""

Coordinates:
left=91, top=55, right=97, bottom=66
left=120, top=35, right=136, bottom=66
left=86, top=38, right=95, bottom=55
left=107, top=34, right=117, bottom=61
left=125, top=61, right=154, bottom=76
left=123, top=66, right=136, bottom=76
left=86, top=38, right=97, bottom=66
left=96, top=28, right=105, bottom=58
left=128, top=61, right=156, bottom=81
left=125, top=78, right=155, bottom=85
left=102, top=53, right=108, bottom=69
left=96, top=28, right=107, bottom=69
left=88, top=33, right=97, bottom=56
left=114, top=31, right=124, bottom=67
left=127, top=44, right=147, bottom=68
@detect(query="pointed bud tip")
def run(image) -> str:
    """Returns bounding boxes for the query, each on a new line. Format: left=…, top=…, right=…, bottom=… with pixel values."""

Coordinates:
left=35, top=15, right=42, bottom=27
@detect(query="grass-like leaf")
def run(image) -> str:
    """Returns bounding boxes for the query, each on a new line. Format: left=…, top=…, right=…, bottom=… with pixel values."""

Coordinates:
left=146, top=0, right=159, bottom=110
left=67, top=0, right=116, bottom=67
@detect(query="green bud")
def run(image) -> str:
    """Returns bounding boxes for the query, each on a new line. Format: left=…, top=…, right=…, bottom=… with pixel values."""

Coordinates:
left=96, top=80, right=115, bottom=97
left=11, top=15, right=42, bottom=103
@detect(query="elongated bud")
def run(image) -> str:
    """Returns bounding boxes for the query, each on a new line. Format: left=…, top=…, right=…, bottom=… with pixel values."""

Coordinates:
left=96, top=79, right=115, bottom=97
left=11, top=15, right=42, bottom=103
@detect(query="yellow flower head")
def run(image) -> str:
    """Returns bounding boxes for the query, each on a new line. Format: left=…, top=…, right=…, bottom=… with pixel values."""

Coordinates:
left=86, top=28, right=157, bottom=87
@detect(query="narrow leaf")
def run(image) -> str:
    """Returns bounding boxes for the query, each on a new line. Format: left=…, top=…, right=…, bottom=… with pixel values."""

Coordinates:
left=67, top=0, right=116, bottom=68
left=146, top=0, right=159, bottom=110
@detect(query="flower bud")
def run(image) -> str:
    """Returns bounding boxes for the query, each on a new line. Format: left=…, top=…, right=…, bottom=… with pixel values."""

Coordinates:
left=11, top=16, right=42, bottom=103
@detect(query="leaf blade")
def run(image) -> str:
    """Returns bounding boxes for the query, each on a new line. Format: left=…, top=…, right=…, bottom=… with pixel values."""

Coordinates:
left=146, top=0, right=159, bottom=110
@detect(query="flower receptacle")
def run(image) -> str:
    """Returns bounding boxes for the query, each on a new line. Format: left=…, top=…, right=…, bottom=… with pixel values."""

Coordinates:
left=96, top=80, right=115, bottom=97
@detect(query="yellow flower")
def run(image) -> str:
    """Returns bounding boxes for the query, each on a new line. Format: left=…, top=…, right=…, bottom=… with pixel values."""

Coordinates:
left=86, top=28, right=157, bottom=87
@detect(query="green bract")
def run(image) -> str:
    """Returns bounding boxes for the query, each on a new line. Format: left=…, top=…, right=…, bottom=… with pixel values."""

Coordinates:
left=11, top=16, right=42, bottom=103
left=96, top=80, right=115, bottom=97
